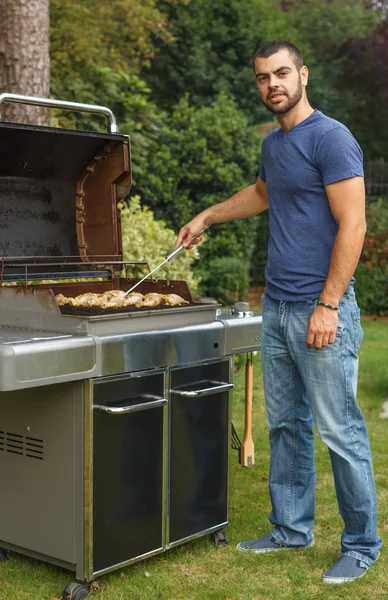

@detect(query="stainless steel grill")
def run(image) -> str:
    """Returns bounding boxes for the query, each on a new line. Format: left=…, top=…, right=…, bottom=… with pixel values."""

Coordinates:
left=0, top=95, right=262, bottom=600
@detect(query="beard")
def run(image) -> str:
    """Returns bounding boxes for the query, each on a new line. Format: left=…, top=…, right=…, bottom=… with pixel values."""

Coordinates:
left=261, top=75, right=303, bottom=115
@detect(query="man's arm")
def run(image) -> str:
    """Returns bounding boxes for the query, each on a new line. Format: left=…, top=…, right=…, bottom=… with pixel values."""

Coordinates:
left=306, top=176, right=366, bottom=349
left=174, top=177, right=268, bottom=249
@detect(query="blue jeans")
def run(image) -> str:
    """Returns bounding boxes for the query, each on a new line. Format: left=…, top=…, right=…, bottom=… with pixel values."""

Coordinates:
left=261, top=287, right=382, bottom=565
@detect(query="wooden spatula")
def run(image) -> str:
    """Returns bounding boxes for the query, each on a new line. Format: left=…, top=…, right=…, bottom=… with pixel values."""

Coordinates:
left=240, top=355, right=255, bottom=468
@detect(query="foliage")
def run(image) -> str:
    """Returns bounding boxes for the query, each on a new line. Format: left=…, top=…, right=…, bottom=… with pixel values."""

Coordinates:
left=279, top=0, right=381, bottom=132
left=197, top=256, right=250, bottom=305
left=340, top=22, right=388, bottom=159
left=250, top=211, right=269, bottom=285
left=50, top=66, right=164, bottom=184
left=50, top=0, right=180, bottom=76
left=362, top=199, right=388, bottom=269
left=119, top=195, right=200, bottom=290
left=49, top=0, right=181, bottom=181
left=142, top=0, right=304, bottom=124
left=133, top=93, right=262, bottom=300
left=355, top=263, right=388, bottom=315
left=355, top=199, right=388, bottom=314
left=142, top=0, right=380, bottom=135
left=282, top=0, right=379, bottom=60
left=282, top=0, right=386, bottom=159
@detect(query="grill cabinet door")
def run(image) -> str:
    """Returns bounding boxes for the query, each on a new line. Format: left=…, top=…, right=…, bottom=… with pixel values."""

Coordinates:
left=169, top=359, right=232, bottom=544
left=92, top=371, right=166, bottom=573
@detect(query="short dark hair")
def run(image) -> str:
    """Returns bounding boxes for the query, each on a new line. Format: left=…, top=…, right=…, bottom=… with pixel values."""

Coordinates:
left=252, top=40, right=304, bottom=72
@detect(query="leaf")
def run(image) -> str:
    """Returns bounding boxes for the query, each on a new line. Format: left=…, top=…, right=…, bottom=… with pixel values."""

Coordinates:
left=90, top=581, right=101, bottom=592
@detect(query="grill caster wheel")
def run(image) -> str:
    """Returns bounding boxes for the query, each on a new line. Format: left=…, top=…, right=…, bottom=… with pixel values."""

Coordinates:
left=62, top=582, right=90, bottom=599
left=0, top=549, right=8, bottom=561
left=211, top=530, right=229, bottom=546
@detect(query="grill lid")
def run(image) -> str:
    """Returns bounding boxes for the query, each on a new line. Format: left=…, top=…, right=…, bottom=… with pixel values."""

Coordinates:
left=0, top=120, right=131, bottom=263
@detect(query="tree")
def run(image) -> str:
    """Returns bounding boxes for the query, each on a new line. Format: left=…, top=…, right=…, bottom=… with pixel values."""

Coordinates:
left=281, top=0, right=379, bottom=59
left=278, top=0, right=381, bottom=125
left=49, top=0, right=174, bottom=167
left=142, top=0, right=304, bottom=124
left=0, top=0, right=50, bottom=124
left=340, top=22, right=388, bottom=158
left=142, top=0, right=380, bottom=132
left=49, top=0, right=182, bottom=103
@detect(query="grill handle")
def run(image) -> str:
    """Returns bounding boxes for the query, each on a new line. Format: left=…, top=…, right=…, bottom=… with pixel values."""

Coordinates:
left=0, top=93, right=119, bottom=133
left=94, top=396, right=167, bottom=415
left=172, top=382, right=234, bottom=398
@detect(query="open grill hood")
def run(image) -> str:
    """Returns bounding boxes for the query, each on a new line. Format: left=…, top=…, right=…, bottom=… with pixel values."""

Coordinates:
left=0, top=121, right=131, bottom=262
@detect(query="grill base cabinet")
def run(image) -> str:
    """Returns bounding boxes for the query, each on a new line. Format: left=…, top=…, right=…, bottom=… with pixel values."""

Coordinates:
left=0, top=358, right=234, bottom=594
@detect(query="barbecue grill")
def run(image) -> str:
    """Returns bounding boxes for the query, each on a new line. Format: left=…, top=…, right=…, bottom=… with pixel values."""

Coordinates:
left=0, top=94, right=262, bottom=599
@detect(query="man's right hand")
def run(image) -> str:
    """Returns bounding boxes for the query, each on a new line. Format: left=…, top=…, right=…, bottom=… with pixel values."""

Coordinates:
left=174, top=214, right=209, bottom=250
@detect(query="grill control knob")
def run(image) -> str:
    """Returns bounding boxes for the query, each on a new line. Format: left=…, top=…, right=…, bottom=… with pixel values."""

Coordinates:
left=230, top=302, right=253, bottom=317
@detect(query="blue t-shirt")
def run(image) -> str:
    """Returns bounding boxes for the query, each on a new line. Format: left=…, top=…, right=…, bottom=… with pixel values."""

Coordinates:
left=259, top=110, right=364, bottom=301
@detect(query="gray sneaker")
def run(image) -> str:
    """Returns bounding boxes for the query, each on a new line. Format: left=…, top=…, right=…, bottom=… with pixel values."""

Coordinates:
left=323, top=555, right=373, bottom=584
left=236, top=532, right=314, bottom=554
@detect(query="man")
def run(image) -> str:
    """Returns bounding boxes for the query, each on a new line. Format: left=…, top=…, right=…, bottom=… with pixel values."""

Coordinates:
left=174, top=40, right=382, bottom=584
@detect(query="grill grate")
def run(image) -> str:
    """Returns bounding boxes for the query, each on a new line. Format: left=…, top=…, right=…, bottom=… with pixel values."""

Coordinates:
left=0, top=431, right=44, bottom=460
left=59, top=302, right=204, bottom=317
left=0, top=256, right=150, bottom=285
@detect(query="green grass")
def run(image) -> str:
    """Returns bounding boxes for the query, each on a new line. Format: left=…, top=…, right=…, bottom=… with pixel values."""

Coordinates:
left=0, top=322, right=387, bottom=600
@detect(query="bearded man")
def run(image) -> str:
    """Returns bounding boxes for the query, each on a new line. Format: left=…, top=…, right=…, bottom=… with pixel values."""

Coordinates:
left=174, top=40, right=382, bottom=583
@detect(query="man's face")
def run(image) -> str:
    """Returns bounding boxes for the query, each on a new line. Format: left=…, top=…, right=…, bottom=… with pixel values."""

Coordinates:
left=253, top=49, right=308, bottom=115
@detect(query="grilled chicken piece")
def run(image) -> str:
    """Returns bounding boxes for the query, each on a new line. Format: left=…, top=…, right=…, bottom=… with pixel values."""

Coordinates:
left=122, top=292, right=144, bottom=307
left=101, top=290, right=126, bottom=301
left=162, top=294, right=189, bottom=306
left=136, top=293, right=164, bottom=308
left=55, top=293, right=70, bottom=306
left=70, top=293, right=104, bottom=307
left=101, top=297, right=124, bottom=309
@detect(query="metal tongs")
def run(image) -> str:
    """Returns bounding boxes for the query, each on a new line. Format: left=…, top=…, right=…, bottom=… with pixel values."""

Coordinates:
left=123, top=226, right=209, bottom=297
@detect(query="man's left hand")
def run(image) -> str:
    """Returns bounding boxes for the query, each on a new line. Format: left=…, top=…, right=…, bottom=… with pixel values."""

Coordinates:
left=306, top=305, right=338, bottom=349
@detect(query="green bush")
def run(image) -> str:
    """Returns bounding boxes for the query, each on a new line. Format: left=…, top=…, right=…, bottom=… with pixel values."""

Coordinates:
left=119, top=196, right=200, bottom=291
left=354, top=263, right=388, bottom=316
left=134, top=93, right=262, bottom=300
left=197, top=256, right=250, bottom=306
left=250, top=211, right=269, bottom=285
left=355, top=198, right=388, bottom=315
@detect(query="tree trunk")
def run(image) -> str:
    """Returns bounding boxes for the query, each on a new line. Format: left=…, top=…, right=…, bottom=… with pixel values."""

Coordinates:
left=0, top=0, right=50, bottom=125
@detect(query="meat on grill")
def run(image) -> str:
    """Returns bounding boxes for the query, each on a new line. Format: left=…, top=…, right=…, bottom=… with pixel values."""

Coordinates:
left=136, top=293, right=163, bottom=308
left=55, top=291, right=189, bottom=309
left=122, top=292, right=144, bottom=307
left=135, top=293, right=189, bottom=308
left=162, top=294, right=190, bottom=307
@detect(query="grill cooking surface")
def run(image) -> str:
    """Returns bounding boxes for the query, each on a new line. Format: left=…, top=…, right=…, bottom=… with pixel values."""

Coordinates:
left=59, top=302, right=204, bottom=317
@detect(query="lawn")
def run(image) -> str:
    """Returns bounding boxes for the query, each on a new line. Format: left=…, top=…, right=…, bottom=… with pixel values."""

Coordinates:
left=0, top=321, right=387, bottom=600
